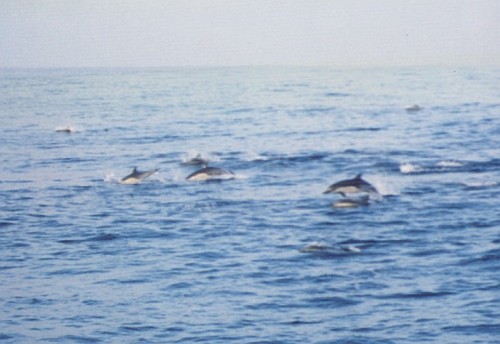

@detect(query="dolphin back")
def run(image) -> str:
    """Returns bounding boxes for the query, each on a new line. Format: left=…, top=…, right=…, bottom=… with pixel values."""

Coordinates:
left=186, top=166, right=234, bottom=181
left=324, top=173, right=379, bottom=196
left=121, top=167, right=158, bottom=183
left=136, top=168, right=159, bottom=178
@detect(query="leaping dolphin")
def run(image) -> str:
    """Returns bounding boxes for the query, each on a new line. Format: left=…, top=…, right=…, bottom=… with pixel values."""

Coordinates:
left=186, top=166, right=234, bottom=181
left=323, top=174, right=379, bottom=197
left=121, top=167, right=159, bottom=184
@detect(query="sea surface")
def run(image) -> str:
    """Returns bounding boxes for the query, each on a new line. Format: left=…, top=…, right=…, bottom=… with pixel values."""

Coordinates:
left=1, top=66, right=499, bottom=343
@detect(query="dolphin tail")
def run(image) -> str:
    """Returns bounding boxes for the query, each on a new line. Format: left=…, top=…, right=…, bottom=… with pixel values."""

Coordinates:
left=323, top=187, right=333, bottom=194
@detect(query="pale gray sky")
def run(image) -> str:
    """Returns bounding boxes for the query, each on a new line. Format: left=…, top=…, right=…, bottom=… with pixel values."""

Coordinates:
left=1, top=0, right=499, bottom=68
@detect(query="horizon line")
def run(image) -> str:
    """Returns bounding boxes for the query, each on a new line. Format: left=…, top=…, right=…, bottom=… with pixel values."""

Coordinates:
left=1, top=62, right=499, bottom=70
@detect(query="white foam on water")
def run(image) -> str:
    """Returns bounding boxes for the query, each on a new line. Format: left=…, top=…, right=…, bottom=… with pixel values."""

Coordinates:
left=437, top=160, right=463, bottom=168
left=177, top=169, right=194, bottom=182
left=343, top=245, right=362, bottom=253
left=370, top=175, right=401, bottom=197
left=148, top=173, right=166, bottom=184
left=399, top=162, right=422, bottom=174
left=244, top=151, right=269, bottom=161
left=232, top=173, right=249, bottom=180
left=104, top=173, right=120, bottom=184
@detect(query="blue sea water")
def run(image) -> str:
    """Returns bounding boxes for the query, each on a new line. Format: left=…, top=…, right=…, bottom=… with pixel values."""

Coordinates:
left=0, top=66, right=499, bottom=343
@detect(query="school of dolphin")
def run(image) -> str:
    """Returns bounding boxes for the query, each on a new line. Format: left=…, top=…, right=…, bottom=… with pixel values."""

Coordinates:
left=120, top=153, right=380, bottom=209
left=54, top=128, right=381, bottom=208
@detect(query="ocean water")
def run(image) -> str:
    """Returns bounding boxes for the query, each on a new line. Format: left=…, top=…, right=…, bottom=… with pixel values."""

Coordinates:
left=1, top=66, right=499, bottom=343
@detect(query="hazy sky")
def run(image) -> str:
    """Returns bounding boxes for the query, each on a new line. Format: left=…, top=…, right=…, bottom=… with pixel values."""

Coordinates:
left=1, top=0, right=499, bottom=68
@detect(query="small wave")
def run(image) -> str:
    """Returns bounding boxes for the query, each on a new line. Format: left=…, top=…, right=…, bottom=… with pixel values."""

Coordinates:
left=436, top=160, right=464, bottom=168
left=299, top=106, right=336, bottom=115
left=89, top=233, right=120, bottom=242
left=324, top=92, right=350, bottom=97
left=377, top=291, right=454, bottom=300
left=48, top=335, right=100, bottom=343
left=459, top=248, right=500, bottom=266
left=463, top=180, right=499, bottom=188
left=58, top=233, right=120, bottom=244
left=442, top=324, right=500, bottom=335
left=305, top=296, right=361, bottom=308
left=345, top=127, right=384, bottom=132
left=119, top=278, right=151, bottom=285
left=224, top=107, right=254, bottom=114
left=119, top=325, right=158, bottom=332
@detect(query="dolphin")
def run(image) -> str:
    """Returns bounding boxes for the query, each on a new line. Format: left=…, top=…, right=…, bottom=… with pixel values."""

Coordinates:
left=186, top=166, right=234, bottom=181
left=323, top=174, right=379, bottom=197
left=55, top=127, right=75, bottom=133
left=405, top=104, right=422, bottom=112
left=299, top=242, right=361, bottom=254
left=121, top=167, right=159, bottom=184
left=181, top=154, right=209, bottom=167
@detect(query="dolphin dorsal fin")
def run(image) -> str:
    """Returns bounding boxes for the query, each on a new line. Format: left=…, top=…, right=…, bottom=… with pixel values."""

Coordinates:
left=133, top=167, right=137, bottom=173
left=355, top=173, right=363, bottom=180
